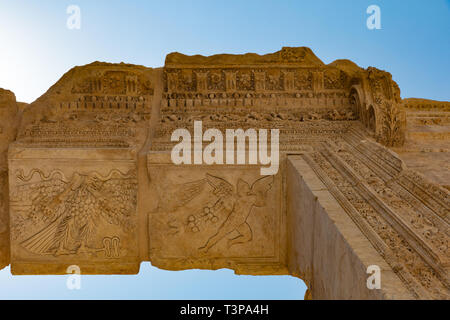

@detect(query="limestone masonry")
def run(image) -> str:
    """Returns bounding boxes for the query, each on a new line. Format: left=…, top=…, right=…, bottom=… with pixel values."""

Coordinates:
left=0, top=47, right=448, bottom=299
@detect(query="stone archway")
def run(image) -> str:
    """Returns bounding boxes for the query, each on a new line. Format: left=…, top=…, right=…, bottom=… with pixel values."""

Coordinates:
left=0, top=47, right=448, bottom=300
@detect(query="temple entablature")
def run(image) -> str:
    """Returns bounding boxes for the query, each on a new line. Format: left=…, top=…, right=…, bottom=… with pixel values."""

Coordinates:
left=0, top=48, right=448, bottom=300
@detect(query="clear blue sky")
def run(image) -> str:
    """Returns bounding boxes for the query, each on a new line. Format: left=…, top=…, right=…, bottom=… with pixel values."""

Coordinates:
left=0, top=0, right=448, bottom=299
left=0, top=0, right=449, bottom=103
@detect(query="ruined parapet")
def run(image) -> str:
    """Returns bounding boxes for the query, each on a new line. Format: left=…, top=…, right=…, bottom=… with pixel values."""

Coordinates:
left=160, top=47, right=405, bottom=149
left=156, top=47, right=358, bottom=152
left=17, top=62, right=155, bottom=149
left=163, top=47, right=353, bottom=113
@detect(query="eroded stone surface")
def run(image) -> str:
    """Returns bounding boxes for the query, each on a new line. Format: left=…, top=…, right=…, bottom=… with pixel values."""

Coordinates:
left=394, top=99, right=450, bottom=189
left=147, top=153, right=285, bottom=274
left=8, top=148, right=139, bottom=274
left=0, top=47, right=448, bottom=299
left=16, top=62, right=155, bottom=149
left=287, top=155, right=415, bottom=299
left=0, top=89, right=20, bottom=270
left=287, top=140, right=449, bottom=299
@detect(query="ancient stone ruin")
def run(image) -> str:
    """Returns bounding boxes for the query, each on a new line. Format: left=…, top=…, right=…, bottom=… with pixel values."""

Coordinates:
left=0, top=47, right=448, bottom=299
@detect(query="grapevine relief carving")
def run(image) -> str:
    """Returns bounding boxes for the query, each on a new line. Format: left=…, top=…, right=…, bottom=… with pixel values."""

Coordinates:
left=10, top=169, right=137, bottom=258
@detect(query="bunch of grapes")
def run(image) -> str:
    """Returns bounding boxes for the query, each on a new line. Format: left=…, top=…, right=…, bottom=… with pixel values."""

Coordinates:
left=186, top=205, right=220, bottom=234
left=187, top=215, right=200, bottom=233
left=202, top=206, right=219, bottom=223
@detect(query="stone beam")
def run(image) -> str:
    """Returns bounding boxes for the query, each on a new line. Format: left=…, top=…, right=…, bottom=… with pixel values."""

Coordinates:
left=286, top=155, right=414, bottom=299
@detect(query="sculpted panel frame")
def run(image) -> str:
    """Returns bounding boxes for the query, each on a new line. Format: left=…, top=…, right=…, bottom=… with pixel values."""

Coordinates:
left=146, top=153, right=287, bottom=275
left=8, top=147, right=140, bottom=275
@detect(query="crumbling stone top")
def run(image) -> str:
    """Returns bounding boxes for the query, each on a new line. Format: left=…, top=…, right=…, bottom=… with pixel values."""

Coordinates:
left=165, top=47, right=325, bottom=67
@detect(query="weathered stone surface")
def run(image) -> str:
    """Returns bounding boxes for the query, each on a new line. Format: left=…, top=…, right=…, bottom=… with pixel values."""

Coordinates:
left=0, top=89, right=20, bottom=270
left=165, top=47, right=324, bottom=67
left=287, top=155, right=414, bottom=299
left=8, top=147, right=139, bottom=275
left=147, top=153, right=286, bottom=274
left=394, top=98, right=450, bottom=189
left=6, top=62, right=157, bottom=274
left=0, top=47, right=448, bottom=299
left=16, top=62, right=155, bottom=149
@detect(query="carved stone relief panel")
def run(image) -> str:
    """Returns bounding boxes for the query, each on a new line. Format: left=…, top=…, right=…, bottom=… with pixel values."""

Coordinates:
left=8, top=147, right=139, bottom=274
left=147, top=154, right=285, bottom=274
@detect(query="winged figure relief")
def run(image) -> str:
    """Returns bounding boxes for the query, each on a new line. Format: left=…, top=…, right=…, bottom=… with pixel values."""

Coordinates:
left=155, top=178, right=208, bottom=213
left=11, top=169, right=137, bottom=257
left=152, top=177, right=208, bottom=236
left=156, top=173, right=274, bottom=252
left=198, top=174, right=274, bottom=252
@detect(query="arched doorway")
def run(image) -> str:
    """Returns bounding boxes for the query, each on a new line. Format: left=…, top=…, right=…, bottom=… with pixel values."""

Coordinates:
left=349, top=89, right=362, bottom=121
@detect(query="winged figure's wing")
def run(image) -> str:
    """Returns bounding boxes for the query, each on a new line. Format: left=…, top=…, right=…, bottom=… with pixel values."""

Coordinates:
left=11, top=174, right=68, bottom=221
left=237, top=179, right=251, bottom=197
left=251, top=175, right=274, bottom=207
left=21, top=215, right=64, bottom=254
left=206, top=174, right=234, bottom=198
left=158, top=178, right=207, bottom=212
left=16, top=174, right=72, bottom=255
